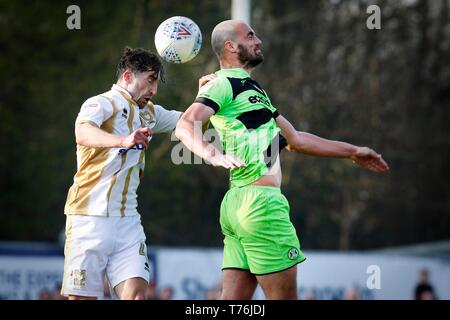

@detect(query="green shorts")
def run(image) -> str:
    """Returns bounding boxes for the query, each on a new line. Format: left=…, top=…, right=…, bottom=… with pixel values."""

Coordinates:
left=220, top=185, right=306, bottom=275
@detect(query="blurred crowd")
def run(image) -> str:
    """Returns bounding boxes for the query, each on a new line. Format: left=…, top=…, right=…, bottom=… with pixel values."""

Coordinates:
left=37, top=268, right=438, bottom=300
left=37, top=280, right=174, bottom=300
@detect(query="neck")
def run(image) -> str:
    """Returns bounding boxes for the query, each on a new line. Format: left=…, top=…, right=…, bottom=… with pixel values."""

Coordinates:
left=219, top=58, right=253, bottom=73
left=115, top=81, right=137, bottom=105
left=115, top=81, right=135, bottom=100
left=116, top=80, right=129, bottom=92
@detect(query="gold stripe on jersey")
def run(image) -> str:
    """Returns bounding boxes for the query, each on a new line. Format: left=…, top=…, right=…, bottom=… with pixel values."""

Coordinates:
left=119, top=101, right=136, bottom=216
left=66, top=99, right=117, bottom=214
left=137, top=102, right=148, bottom=181
left=116, top=90, right=156, bottom=128
left=147, top=101, right=155, bottom=115
left=118, top=91, right=136, bottom=108
left=126, top=99, right=135, bottom=133
left=120, top=167, right=134, bottom=216
left=102, top=95, right=129, bottom=216
left=138, top=150, right=145, bottom=174
left=106, top=152, right=126, bottom=216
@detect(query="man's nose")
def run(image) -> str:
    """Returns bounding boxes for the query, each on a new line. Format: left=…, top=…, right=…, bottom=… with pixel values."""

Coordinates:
left=149, top=83, right=158, bottom=97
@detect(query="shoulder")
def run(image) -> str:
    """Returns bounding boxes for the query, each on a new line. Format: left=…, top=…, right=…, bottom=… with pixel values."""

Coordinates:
left=82, top=91, right=116, bottom=109
left=77, top=92, right=116, bottom=124
left=199, top=75, right=231, bottom=93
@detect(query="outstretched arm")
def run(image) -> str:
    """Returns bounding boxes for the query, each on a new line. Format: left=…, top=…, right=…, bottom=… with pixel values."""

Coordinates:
left=175, top=103, right=246, bottom=169
left=76, top=121, right=151, bottom=149
left=276, top=115, right=389, bottom=172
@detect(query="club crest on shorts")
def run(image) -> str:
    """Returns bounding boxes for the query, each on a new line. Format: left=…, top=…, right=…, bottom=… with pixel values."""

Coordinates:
left=71, top=268, right=87, bottom=288
left=288, top=248, right=299, bottom=260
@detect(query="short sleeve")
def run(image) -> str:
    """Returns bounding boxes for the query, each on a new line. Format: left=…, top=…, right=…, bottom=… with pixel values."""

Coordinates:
left=195, top=76, right=232, bottom=114
left=152, top=105, right=182, bottom=134
left=76, top=96, right=114, bottom=127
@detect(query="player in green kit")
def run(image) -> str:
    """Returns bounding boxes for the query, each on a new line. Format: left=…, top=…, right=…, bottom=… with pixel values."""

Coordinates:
left=175, top=20, right=389, bottom=300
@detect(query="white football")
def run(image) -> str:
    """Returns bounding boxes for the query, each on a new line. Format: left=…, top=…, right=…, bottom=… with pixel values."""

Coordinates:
left=154, top=16, right=202, bottom=64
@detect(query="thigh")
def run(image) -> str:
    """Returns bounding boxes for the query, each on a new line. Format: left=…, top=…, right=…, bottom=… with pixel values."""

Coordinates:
left=107, top=216, right=150, bottom=294
left=256, top=264, right=298, bottom=300
left=61, top=215, right=111, bottom=298
left=239, top=189, right=305, bottom=275
left=221, top=269, right=257, bottom=300
left=114, top=277, right=149, bottom=300
left=222, top=227, right=250, bottom=271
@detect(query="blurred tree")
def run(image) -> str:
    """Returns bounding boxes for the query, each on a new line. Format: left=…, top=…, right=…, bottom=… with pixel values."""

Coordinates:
left=253, top=0, right=450, bottom=249
left=0, top=0, right=448, bottom=250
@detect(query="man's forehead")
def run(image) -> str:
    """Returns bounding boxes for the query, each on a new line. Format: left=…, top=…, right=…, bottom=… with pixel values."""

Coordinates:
left=236, top=23, right=255, bottom=36
left=128, top=68, right=159, bottom=80
left=143, top=69, right=160, bottom=80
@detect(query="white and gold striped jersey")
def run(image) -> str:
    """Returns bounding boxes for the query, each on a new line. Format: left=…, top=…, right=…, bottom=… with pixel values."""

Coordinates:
left=64, top=84, right=181, bottom=217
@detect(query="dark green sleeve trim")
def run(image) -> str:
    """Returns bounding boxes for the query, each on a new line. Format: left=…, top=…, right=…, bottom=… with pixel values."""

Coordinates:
left=195, top=97, right=219, bottom=113
left=273, top=110, right=280, bottom=118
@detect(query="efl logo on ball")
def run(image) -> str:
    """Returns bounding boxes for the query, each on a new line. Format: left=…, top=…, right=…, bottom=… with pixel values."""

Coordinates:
left=154, top=16, right=202, bottom=64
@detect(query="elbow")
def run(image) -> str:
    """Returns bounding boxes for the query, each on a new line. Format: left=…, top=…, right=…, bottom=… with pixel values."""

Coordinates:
left=287, top=134, right=304, bottom=153
left=75, top=123, right=87, bottom=145
left=75, top=134, right=85, bottom=145
left=175, top=118, right=192, bottom=143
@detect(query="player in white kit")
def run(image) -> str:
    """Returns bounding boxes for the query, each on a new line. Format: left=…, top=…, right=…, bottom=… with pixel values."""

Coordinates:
left=61, top=47, right=207, bottom=299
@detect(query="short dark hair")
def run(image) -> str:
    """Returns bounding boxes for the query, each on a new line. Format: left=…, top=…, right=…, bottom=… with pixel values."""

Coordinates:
left=116, top=47, right=165, bottom=82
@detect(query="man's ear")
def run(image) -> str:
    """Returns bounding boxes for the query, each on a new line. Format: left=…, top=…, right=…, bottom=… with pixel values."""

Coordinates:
left=224, top=40, right=237, bottom=53
left=123, top=69, right=133, bottom=83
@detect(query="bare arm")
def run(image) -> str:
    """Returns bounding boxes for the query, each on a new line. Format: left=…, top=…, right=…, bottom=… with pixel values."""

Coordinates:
left=276, top=115, right=389, bottom=172
left=75, top=121, right=151, bottom=149
left=175, top=103, right=246, bottom=169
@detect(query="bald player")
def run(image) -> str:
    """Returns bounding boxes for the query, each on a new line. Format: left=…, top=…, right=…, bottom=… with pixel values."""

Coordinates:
left=175, top=20, right=389, bottom=300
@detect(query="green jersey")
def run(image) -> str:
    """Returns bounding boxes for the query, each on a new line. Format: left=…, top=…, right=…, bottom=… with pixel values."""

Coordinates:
left=195, top=68, right=286, bottom=188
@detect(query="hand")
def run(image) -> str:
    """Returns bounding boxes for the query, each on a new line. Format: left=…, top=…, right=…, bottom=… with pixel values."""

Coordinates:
left=350, top=147, right=389, bottom=172
left=121, top=128, right=152, bottom=149
left=198, top=73, right=217, bottom=90
left=206, top=151, right=247, bottom=169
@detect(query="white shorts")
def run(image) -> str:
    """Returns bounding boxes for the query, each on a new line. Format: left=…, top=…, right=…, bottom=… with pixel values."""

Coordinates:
left=61, top=214, right=150, bottom=298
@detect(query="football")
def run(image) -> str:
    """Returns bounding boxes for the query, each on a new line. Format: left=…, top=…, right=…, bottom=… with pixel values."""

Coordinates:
left=154, top=16, right=202, bottom=64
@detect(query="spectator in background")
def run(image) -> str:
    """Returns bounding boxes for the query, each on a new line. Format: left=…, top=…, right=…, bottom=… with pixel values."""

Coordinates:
left=344, top=287, right=360, bottom=300
left=38, top=289, right=52, bottom=300
left=414, top=268, right=437, bottom=300
left=205, top=281, right=223, bottom=300
left=159, top=286, right=174, bottom=300
left=51, top=282, right=66, bottom=300
left=146, top=281, right=158, bottom=300
left=300, top=291, right=316, bottom=300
